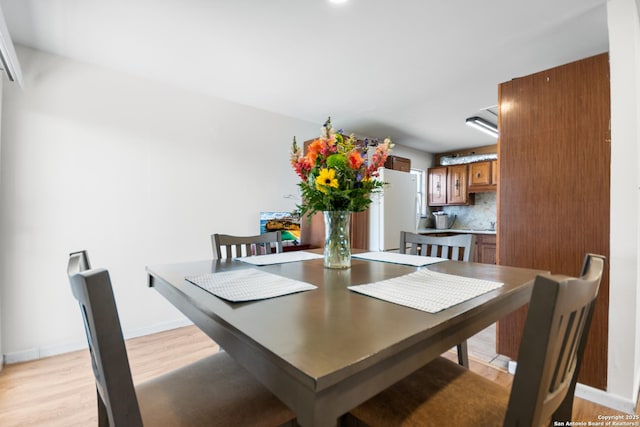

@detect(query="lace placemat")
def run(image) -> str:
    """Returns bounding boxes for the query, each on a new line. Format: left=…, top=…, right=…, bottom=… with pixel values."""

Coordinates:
left=352, top=251, right=447, bottom=267
left=238, top=251, right=323, bottom=266
left=348, top=269, right=503, bottom=313
left=186, top=268, right=317, bottom=302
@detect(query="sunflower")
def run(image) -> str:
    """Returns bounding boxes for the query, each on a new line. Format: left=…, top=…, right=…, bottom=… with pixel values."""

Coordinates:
left=315, top=168, right=339, bottom=193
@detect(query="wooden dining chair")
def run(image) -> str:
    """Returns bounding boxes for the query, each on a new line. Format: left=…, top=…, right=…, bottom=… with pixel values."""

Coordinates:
left=67, top=254, right=295, bottom=427
left=68, top=250, right=91, bottom=275
left=212, top=231, right=283, bottom=259
left=347, top=253, right=605, bottom=427
left=400, top=231, right=475, bottom=261
left=400, top=231, right=475, bottom=367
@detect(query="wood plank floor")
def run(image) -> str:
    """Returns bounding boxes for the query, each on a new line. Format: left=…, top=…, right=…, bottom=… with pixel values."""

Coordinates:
left=0, top=326, right=634, bottom=426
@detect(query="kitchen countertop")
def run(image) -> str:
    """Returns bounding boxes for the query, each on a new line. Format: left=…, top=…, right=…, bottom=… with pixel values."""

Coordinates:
left=417, top=228, right=497, bottom=235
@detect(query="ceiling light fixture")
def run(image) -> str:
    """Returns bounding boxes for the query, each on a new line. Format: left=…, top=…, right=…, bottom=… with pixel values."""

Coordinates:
left=329, top=0, right=349, bottom=4
left=465, top=116, right=498, bottom=138
left=0, top=6, right=22, bottom=86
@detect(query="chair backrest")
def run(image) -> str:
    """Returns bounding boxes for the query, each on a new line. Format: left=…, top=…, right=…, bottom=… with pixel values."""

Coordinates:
left=67, top=261, right=143, bottom=426
left=504, top=254, right=605, bottom=426
left=67, top=250, right=91, bottom=276
left=212, top=231, right=283, bottom=259
left=399, top=231, right=475, bottom=261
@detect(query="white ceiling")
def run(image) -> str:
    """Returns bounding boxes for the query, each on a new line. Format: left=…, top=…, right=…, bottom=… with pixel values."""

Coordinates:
left=0, top=0, right=609, bottom=152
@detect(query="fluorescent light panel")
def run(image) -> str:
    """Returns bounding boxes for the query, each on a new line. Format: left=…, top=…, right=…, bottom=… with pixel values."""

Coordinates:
left=465, top=116, right=498, bottom=138
left=0, top=6, right=22, bottom=86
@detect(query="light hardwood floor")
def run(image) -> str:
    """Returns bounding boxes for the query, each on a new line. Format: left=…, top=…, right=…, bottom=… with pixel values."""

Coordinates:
left=0, top=326, right=634, bottom=426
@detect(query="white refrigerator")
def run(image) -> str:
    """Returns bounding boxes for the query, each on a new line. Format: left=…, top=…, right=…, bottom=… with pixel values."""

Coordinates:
left=368, top=168, right=418, bottom=251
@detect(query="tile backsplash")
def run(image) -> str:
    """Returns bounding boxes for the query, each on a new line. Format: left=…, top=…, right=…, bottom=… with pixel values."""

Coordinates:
left=441, top=192, right=497, bottom=230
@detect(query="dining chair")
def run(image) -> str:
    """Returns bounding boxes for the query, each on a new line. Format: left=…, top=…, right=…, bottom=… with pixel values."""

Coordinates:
left=67, top=254, right=295, bottom=427
left=212, top=231, right=283, bottom=259
left=347, top=253, right=605, bottom=427
left=400, top=231, right=475, bottom=261
left=399, top=231, right=475, bottom=367
left=67, top=250, right=91, bottom=275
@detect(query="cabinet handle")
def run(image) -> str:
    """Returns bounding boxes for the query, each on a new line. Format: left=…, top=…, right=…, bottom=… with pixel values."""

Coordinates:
left=476, top=172, right=481, bottom=178
left=455, top=179, right=459, bottom=190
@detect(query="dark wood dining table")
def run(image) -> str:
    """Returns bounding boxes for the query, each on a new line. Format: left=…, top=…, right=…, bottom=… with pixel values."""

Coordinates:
left=146, top=253, right=544, bottom=427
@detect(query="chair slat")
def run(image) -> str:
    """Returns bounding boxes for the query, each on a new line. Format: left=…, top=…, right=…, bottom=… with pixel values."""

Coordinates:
left=212, top=232, right=283, bottom=259
left=400, top=232, right=475, bottom=262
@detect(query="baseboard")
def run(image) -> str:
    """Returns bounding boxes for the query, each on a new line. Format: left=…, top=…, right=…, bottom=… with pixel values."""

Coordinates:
left=575, top=383, right=638, bottom=414
left=2, top=318, right=193, bottom=365
left=494, top=360, right=637, bottom=414
left=122, top=318, right=193, bottom=341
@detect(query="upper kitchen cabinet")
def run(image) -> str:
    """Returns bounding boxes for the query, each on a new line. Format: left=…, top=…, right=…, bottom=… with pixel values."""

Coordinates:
left=430, top=145, right=497, bottom=205
left=468, top=160, right=497, bottom=192
left=428, top=166, right=447, bottom=205
left=427, top=165, right=472, bottom=206
left=497, top=53, right=610, bottom=391
left=446, top=164, right=468, bottom=204
left=384, top=155, right=411, bottom=172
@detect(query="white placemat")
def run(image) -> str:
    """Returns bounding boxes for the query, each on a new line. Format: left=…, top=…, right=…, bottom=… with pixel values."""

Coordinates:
left=348, top=269, right=503, bottom=313
left=238, top=251, right=323, bottom=266
left=352, top=251, right=447, bottom=267
left=186, top=269, right=317, bottom=302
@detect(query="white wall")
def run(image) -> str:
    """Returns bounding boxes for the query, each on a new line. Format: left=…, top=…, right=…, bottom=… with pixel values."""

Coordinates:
left=0, top=46, right=319, bottom=361
left=606, top=0, right=640, bottom=411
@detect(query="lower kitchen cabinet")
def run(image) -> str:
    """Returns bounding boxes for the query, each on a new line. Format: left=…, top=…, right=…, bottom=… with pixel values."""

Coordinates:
left=475, top=234, right=496, bottom=265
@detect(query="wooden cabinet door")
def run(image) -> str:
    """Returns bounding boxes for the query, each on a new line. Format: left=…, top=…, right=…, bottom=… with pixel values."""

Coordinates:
left=385, top=155, right=411, bottom=172
left=428, top=167, right=447, bottom=206
left=476, top=234, right=497, bottom=264
left=469, top=162, right=492, bottom=186
left=446, top=165, right=467, bottom=204
left=491, top=160, right=498, bottom=184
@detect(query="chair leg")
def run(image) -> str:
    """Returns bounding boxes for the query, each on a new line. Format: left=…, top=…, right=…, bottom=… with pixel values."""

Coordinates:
left=97, top=389, right=109, bottom=427
left=457, top=341, right=470, bottom=368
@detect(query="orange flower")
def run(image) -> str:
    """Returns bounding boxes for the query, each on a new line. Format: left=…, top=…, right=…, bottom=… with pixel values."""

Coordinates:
left=348, top=150, right=364, bottom=169
left=305, top=138, right=325, bottom=165
left=308, top=138, right=324, bottom=154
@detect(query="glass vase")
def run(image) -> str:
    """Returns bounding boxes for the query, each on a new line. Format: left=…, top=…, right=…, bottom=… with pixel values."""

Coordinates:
left=323, top=211, right=351, bottom=269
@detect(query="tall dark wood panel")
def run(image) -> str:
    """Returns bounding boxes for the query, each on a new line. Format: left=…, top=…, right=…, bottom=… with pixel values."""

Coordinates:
left=497, top=53, right=610, bottom=390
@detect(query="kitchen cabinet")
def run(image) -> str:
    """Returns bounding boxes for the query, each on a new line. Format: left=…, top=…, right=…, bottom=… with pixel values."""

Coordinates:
left=384, top=155, right=411, bottom=172
left=475, top=234, right=496, bottom=264
left=447, top=165, right=468, bottom=204
left=427, top=167, right=447, bottom=205
left=491, top=160, right=498, bottom=185
left=468, top=160, right=497, bottom=192
left=428, top=165, right=472, bottom=206
left=497, top=53, right=610, bottom=390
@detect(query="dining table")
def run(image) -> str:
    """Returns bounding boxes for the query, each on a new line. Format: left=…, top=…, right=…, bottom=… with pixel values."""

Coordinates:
left=146, top=250, right=545, bottom=427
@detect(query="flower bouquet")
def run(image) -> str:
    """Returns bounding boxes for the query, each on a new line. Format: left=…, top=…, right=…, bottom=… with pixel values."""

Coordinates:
left=290, top=117, right=393, bottom=218
left=290, top=117, right=392, bottom=268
